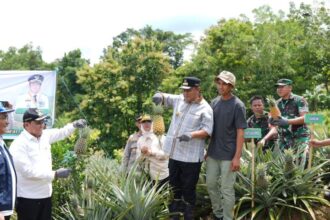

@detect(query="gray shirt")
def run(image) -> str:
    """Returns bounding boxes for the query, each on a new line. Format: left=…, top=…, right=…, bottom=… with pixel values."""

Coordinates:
left=121, top=132, right=142, bottom=173
left=163, top=94, right=213, bottom=162
left=208, top=96, right=247, bottom=160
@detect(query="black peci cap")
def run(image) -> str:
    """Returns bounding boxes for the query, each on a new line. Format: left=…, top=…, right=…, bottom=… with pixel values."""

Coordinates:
left=23, top=108, right=49, bottom=122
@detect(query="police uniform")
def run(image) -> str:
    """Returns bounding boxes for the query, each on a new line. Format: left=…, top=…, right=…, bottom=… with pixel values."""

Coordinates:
left=247, top=111, right=276, bottom=150
left=15, top=74, right=49, bottom=109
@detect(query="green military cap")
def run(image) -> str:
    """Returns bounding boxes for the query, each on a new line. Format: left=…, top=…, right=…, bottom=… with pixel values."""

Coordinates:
left=275, top=78, right=293, bottom=86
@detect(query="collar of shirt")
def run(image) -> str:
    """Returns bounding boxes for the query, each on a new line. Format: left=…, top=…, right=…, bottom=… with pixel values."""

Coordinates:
left=279, top=93, right=294, bottom=102
left=185, top=96, right=204, bottom=105
left=22, top=129, right=40, bottom=142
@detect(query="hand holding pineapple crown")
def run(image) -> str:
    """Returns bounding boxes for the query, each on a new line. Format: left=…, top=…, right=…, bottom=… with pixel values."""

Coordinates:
left=152, top=93, right=166, bottom=136
left=73, top=119, right=87, bottom=128
left=152, top=93, right=163, bottom=105
left=266, top=95, right=289, bottom=127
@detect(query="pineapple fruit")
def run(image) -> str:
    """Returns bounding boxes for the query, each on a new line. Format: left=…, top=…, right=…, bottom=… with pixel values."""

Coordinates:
left=284, top=149, right=295, bottom=172
left=152, top=103, right=165, bottom=136
left=256, top=163, right=270, bottom=190
left=74, top=126, right=91, bottom=155
left=266, top=95, right=281, bottom=119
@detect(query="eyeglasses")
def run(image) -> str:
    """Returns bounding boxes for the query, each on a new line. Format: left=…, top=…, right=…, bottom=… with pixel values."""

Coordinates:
left=0, top=114, right=8, bottom=120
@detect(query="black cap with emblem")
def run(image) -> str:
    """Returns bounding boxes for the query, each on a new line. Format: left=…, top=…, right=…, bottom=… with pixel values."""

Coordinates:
left=179, top=76, right=201, bottom=89
left=23, top=108, right=50, bottom=122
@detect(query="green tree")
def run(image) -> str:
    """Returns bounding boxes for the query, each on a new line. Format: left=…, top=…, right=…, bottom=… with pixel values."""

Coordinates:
left=55, top=49, right=89, bottom=116
left=0, top=44, right=47, bottom=70
left=77, top=34, right=174, bottom=153
left=111, top=25, right=193, bottom=69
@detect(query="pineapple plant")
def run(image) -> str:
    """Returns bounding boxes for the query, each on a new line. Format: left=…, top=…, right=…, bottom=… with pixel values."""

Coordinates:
left=266, top=95, right=281, bottom=119
left=152, top=103, right=165, bottom=136
left=74, top=126, right=91, bottom=155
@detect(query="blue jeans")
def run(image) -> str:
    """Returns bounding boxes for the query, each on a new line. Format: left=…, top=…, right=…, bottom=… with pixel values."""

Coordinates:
left=206, top=157, right=236, bottom=220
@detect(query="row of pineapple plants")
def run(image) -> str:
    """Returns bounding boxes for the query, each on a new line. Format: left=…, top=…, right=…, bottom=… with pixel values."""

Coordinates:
left=234, top=144, right=330, bottom=220
left=55, top=153, right=171, bottom=220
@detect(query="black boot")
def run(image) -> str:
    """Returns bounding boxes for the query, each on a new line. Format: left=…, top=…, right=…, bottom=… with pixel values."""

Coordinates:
left=183, top=204, right=194, bottom=220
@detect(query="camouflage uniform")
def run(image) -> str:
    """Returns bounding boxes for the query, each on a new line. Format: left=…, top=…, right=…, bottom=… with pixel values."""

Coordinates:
left=247, top=111, right=276, bottom=150
left=276, top=93, right=310, bottom=164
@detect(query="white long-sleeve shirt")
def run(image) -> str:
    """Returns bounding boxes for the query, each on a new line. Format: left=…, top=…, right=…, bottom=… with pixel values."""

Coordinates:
left=136, top=133, right=169, bottom=180
left=9, top=124, right=75, bottom=199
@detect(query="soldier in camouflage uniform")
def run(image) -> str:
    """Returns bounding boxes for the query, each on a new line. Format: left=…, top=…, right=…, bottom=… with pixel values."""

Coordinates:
left=247, top=95, right=277, bottom=151
left=270, top=79, right=310, bottom=167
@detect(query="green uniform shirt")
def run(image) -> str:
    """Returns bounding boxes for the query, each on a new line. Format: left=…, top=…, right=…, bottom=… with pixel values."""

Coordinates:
left=247, top=111, right=276, bottom=150
left=276, top=93, right=310, bottom=150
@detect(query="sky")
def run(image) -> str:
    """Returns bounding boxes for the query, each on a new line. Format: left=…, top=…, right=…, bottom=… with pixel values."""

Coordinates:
left=0, top=0, right=328, bottom=64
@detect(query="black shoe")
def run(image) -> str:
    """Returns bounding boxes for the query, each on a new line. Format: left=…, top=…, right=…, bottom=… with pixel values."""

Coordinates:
left=169, top=200, right=182, bottom=220
left=183, top=204, right=194, bottom=220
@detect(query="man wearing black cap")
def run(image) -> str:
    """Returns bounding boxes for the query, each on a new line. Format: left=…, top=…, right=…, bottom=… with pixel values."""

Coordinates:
left=15, top=74, right=49, bottom=109
left=0, top=102, right=16, bottom=220
left=9, top=108, right=87, bottom=220
left=152, top=76, right=213, bottom=219
left=269, top=78, right=310, bottom=167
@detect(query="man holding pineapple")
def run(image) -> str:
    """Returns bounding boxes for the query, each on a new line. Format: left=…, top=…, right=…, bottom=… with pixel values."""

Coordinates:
left=206, top=71, right=247, bottom=220
left=269, top=79, right=310, bottom=167
left=152, top=76, right=213, bottom=220
left=9, top=108, right=87, bottom=220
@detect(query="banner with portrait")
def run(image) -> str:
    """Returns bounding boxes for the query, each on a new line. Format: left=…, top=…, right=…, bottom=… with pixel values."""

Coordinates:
left=0, top=71, right=57, bottom=139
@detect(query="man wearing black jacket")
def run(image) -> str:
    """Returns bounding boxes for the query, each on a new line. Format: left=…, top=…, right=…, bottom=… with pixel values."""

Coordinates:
left=0, top=102, right=16, bottom=220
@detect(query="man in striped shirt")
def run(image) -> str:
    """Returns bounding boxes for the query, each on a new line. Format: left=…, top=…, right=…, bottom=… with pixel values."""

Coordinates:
left=152, top=76, right=213, bottom=220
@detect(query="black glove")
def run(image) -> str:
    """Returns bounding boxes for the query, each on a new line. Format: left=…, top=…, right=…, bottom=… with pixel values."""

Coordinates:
left=73, top=119, right=87, bottom=128
left=55, top=168, right=72, bottom=178
left=269, top=116, right=289, bottom=127
left=177, top=133, right=192, bottom=142
left=152, top=93, right=163, bottom=105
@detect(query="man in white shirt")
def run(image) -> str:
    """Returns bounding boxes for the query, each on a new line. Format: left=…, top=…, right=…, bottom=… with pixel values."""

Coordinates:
left=0, top=102, right=16, bottom=220
left=9, top=108, right=87, bottom=220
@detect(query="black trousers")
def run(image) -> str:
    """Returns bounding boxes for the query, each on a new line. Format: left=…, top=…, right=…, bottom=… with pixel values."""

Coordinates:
left=168, top=159, right=202, bottom=205
left=16, top=197, right=52, bottom=220
left=5, top=216, right=11, bottom=220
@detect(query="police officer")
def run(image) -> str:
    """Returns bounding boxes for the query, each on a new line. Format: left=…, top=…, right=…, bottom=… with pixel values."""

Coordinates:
left=15, top=74, right=49, bottom=109
left=270, top=79, right=310, bottom=167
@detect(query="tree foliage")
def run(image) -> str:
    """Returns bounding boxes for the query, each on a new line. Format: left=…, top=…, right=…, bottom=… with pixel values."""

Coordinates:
left=55, top=49, right=89, bottom=115
left=76, top=27, right=191, bottom=152
left=0, top=44, right=47, bottom=70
